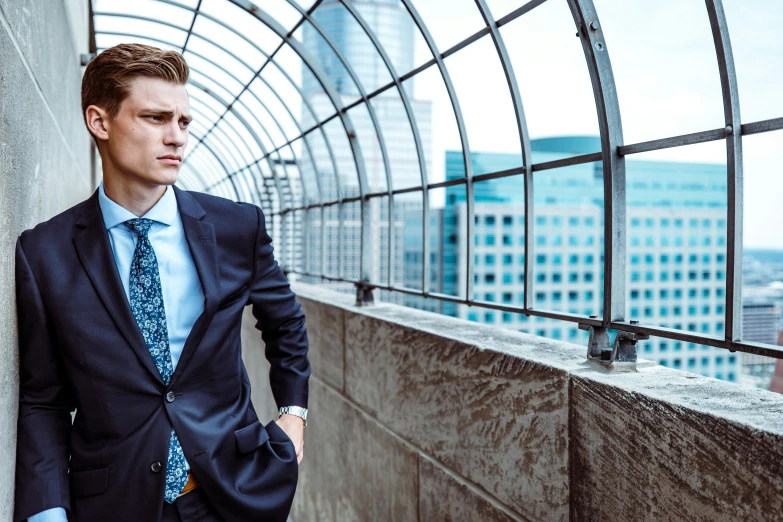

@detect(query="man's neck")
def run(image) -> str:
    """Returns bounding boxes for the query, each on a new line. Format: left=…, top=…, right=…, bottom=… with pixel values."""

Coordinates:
left=103, top=176, right=167, bottom=218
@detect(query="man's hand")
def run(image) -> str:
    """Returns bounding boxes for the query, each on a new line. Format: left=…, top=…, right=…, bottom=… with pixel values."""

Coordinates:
left=275, top=414, right=305, bottom=464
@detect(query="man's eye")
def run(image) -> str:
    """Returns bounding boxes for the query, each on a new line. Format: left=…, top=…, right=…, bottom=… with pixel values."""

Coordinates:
left=148, top=116, right=163, bottom=122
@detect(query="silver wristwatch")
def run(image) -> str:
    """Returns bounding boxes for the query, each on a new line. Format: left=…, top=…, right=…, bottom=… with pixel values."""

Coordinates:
left=278, top=405, right=308, bottom=428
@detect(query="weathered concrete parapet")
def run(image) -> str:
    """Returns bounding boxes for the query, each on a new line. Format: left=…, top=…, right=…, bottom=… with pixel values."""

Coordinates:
left=241, top=283, right=783, bottom=521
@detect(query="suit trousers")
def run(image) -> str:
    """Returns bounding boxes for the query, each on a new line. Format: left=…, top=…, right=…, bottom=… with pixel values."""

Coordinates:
left=160, top=486, right=223, bottom=522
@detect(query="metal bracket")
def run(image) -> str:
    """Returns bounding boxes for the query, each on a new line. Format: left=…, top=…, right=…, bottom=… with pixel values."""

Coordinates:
left=355, top=281, right=374, bottom=307
left=612, top=331, right=649, bottom=363
left=579, top=323, right=610, bottom=359
left=580, top=324, right=649, bottom=370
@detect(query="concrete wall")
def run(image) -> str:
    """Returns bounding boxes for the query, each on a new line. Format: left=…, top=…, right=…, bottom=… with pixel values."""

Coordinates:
left=242, top=282, right=783, bottom=521
left=0, top=0, right=92, bottom=518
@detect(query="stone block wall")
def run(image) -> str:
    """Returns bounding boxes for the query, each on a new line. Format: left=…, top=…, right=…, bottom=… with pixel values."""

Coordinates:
left=0, top=1, right=92, bottom=517
left=242, top=282, right=783, bottom=521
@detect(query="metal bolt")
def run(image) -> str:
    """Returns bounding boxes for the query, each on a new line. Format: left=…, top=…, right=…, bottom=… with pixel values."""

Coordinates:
left=630, top=320, right=639, bottom=325
left=600, top=348, right=612, bottom=361
left=725, top=125, right=733, bottom=135
left=575, top=32, right=580, bottom=38
left=594, top=42, right=604, bottom=52
left=589, top=315, right=597, bottom=319
left=590, top=20, right=600, bottom=31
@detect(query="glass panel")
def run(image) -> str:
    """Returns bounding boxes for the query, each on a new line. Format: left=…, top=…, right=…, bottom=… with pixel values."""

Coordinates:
left=185, top=52, right=245, bottom=98
left=198, top=0, right=283, bottom=57
left=498, top=0, right=600, bottom=160
left=323, top=117, right=360, bottom=199
left=95, top=34, right=180, bottom=53
left=255, top=0, right=306, bottom=35
left=299, top=126, right=336, bottom=204
left=402, top=63, right=461, bottom=186
left=369, top=89, right=430, bottom=191
left=391, top=192, right=424, bottom=291
left=485, top=0, right=532, bottom=21
left=185, top=34, right=258, bottom=86
left=259, top=63, right=305, bottom=136
left=623, top=140, right=730, bottom=379
left=94, top=0, right=194, bottom=30
left=418, top=185, right=467, bottom=319
left=345, top=102, right=388, bottom=193
left=592, top=0, right=725, bottom=144
left=189, top=69, right=235, bottom=104
left=341, top=200, right=362, bottom=281
left=444, top=34, right=522, bottom=174
left=300, top=20, right=362, bottom=107
left=723, top=0, right=783, bottom=123
left=187, top=83, right=228, bottom=116
left=310, top=3, right=394, bottom=95
left=94, top=15, right=187, bottom=47
left=305, top=207, right=323, bottom=275
left=739, top=129, right=782, bottom=390
left=246, top=76, right=300, bottom=148
left=411, top=0, right=484, bottom=54
left=221, top=109, right=264, bottom=161
left=467, top=174, right=526, bottom=328
left=238, top=79, right=288, bottom=148
left=369, top=195, right=391, bottom=289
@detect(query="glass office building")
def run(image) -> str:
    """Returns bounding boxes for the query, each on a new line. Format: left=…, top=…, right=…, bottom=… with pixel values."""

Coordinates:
left=405, top=136, right=740, bottom=382
left=298, top=0, right=432, bottom=300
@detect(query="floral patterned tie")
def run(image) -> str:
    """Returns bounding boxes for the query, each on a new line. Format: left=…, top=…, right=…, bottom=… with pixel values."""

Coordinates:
left=124, top=218, right=188, bottom=504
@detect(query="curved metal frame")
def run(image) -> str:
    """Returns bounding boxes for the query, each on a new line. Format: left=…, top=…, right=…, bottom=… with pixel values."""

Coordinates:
left=90, top=0, right=783, bottom=360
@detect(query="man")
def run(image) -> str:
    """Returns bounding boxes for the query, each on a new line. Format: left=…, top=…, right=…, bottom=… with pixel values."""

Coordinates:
left=14, top=43, right=310, bottom=522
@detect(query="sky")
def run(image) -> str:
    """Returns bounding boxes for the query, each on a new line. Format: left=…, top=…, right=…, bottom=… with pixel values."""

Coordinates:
left=94, top=0, right=783, bottom=248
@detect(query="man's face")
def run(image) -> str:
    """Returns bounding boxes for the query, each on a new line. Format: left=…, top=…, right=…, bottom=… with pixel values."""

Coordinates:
left=100, top=76, right=191, bottom=187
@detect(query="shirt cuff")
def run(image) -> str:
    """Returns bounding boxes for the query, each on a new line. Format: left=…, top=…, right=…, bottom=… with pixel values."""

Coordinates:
left=27, top=507, right=68, bottom=522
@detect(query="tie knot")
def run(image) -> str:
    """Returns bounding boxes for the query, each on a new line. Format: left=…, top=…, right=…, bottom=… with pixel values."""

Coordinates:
left=124, top=218, right=154, bottom=237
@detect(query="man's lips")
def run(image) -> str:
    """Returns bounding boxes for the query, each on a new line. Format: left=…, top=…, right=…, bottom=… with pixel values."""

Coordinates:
left=158, top=154, right=181, bottom=165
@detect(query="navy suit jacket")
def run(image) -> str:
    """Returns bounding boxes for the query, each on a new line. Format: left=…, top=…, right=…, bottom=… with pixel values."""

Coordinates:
left=14, top=185, right=310, bottom=522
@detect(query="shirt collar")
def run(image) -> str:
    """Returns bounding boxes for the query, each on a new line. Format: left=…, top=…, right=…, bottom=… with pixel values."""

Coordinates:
left=98, top=180, right=178, bottom=231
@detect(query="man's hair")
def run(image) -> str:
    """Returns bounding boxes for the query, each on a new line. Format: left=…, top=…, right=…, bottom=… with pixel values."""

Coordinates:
left=81, top=43, right=189, bottom=145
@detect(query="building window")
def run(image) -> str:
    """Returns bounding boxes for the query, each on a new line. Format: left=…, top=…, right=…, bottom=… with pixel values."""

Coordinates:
left=503, top=215, right=513, bottom=227
left=485, top=235, right=495, bottom=246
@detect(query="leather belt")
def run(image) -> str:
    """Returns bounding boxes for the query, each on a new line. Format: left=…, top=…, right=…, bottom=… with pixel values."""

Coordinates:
left=177, top=471, right=199, bottom=498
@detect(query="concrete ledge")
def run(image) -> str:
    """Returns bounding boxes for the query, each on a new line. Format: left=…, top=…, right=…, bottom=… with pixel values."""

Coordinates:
left=240, top=282, right=783, bottom=521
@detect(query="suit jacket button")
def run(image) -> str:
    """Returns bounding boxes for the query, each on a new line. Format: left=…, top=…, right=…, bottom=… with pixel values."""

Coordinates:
left=151, top=461, right=162, bottom=473
left=165, top=391, right=176, bottom=403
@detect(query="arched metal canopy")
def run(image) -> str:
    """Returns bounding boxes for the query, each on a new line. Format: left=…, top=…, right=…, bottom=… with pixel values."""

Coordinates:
left=91, top=0, right=783, bottom=361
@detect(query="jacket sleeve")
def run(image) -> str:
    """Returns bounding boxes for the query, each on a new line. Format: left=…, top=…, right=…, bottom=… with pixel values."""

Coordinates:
left=14, top=235, right=73, bottom=522
left=248, top=204, right=310, bottom=410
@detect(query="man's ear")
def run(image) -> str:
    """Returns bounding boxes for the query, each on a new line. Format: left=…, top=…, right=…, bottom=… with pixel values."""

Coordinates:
left=85, top=105, right=110, bottom=142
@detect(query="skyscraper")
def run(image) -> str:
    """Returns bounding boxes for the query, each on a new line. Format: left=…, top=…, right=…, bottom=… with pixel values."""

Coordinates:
left=405, top=136, right=741, bottom=382
left=299, top=0, right=432, bottom=300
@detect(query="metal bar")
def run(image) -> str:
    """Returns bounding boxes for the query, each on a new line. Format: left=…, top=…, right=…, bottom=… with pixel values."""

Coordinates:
left=337, top=0, right=431, bottom=292
left=618, top=128, right=728, bottom=156
left=180, top=0, right=202, bottom=53
left=400, top=0, right=475, bottom=305
left=706, top=0, right=743, bottom=343
left=567, top=0, right=626, bottom=328
left=741, top=116, right=783, bottom=135
left=474, top=0, right=535, bottom=314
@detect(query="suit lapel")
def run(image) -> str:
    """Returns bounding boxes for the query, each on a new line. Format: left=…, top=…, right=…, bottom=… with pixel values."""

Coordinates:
left=169, top=185, right=219, bottom=386
left=73, top=188, right=165, bottom=385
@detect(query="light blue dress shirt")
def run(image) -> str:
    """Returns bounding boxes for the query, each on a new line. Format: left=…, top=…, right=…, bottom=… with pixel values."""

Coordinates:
left=29, top=182, right=205, bottom=522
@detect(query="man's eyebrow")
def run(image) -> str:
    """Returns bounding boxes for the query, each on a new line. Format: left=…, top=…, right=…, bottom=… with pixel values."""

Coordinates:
left=142, top=109, right=193, bottom=122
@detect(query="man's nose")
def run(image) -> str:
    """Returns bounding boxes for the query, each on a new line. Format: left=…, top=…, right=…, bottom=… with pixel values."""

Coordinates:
left=163, top=121, right=187, bottom=147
